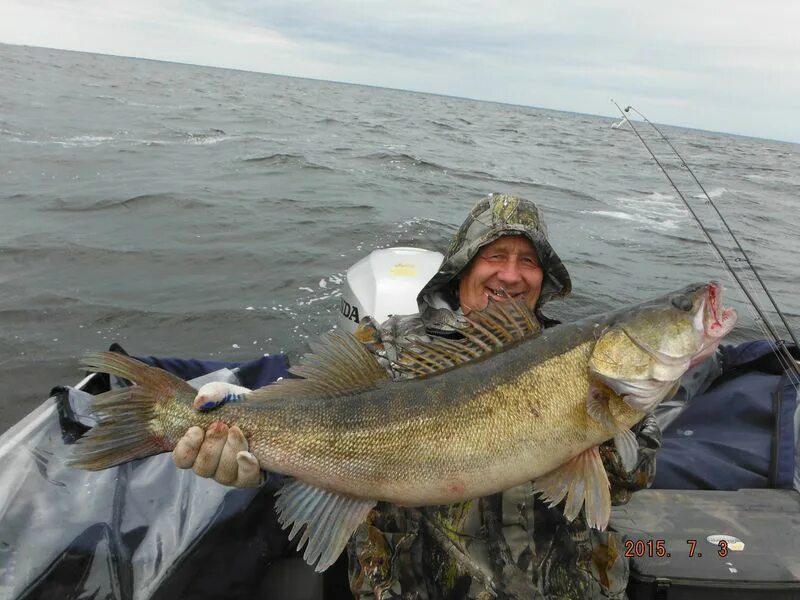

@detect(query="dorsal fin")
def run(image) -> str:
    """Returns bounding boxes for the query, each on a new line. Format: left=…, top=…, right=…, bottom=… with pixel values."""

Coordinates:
left=395, top=299, right=541, bottom=377
left=245, top=332, right=390, bottom=403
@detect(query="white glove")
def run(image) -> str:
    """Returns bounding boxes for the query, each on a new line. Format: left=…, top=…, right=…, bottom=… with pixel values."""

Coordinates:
left=171, top=381, right=263, bottom=488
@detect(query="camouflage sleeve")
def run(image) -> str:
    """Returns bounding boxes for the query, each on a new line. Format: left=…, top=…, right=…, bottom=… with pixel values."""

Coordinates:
left=355, top=313, right=435, bottom=381
left=599, top=414, right=662, bottom=505
left=347, top=505, right=422, bottom=600
left=347, top=320, right=429, bottom=598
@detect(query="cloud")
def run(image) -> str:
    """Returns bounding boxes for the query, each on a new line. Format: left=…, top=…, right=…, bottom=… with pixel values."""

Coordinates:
left=2, top=0, right=798, bottom=141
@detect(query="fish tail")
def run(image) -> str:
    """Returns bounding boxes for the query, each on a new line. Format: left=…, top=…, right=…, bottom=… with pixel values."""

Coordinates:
left=68, top=351, right=197, bottom=471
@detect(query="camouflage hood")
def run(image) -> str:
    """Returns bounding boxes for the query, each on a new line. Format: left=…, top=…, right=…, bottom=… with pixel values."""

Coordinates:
left=418, top=193, right=572, bottom=331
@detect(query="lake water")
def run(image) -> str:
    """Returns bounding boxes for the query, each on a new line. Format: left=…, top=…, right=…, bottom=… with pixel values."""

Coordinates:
left=1, top=42, right=798, bottom=431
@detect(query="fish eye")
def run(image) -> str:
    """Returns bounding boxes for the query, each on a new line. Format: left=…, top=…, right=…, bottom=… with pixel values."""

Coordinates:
left=670, top=295, right=693, bottom=311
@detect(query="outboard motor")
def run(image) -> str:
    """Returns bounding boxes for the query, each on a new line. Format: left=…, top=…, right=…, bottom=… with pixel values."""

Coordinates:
left=337, top=247, right=444, bottom=333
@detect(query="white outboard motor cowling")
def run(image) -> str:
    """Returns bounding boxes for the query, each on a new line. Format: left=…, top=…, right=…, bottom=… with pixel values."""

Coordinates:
left=337, top=247, right=444, bottom=334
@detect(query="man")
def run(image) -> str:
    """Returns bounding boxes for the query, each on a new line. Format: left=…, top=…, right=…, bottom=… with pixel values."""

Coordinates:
left=174, top=193, right=661, bottom=599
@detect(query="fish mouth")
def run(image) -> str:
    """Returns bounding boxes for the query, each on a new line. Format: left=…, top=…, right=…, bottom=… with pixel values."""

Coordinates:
left=704, top=282, right=737, bottom=340
left=690, top=281, right=737, bottom=367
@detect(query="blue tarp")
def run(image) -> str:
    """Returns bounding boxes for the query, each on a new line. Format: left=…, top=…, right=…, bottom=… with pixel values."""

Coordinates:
left=654, top=340, right=798, bottom=490
left=135, top=352, right=292, bottom=390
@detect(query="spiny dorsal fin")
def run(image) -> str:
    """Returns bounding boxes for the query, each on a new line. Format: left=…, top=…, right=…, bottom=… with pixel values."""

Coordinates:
left=245, top=332, right=390, bottom=403
left=395, top=299, right=541, bottom=377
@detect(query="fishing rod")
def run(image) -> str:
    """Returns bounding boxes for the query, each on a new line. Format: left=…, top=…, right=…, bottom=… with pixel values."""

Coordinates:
left=610, top=100, right=800, bottom=382
left=623, top=104, right=800, bottom=351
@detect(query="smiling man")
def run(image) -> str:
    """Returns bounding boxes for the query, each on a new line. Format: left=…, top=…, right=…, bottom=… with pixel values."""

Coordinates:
left=409, top=192, right=572, bottom=338
left=458, top=235, right=544, bottom=311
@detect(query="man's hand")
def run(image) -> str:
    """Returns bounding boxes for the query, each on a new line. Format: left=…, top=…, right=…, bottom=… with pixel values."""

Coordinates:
left=171, top=381, right=263, bottom=488
left=601, top=414, right=662, bottom=505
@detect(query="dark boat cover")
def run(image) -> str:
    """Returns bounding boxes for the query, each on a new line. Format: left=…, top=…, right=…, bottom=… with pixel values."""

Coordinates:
left=655, top=340, right=797, bottom=491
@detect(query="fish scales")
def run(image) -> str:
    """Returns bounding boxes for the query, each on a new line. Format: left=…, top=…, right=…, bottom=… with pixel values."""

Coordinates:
left=187, top=339, right=640, bottom=506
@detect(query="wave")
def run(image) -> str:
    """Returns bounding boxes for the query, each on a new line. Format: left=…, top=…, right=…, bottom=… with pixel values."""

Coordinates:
left=0, top=123, right=23, bottom=137
left=360, top=123, right=389, bottom=133
left=365, top=152, right=542, bottom=181
left=0, top=242, right=144, bottom=262
left=156, top=126, right=232, bottom=146
left=426, top=120, right=458, bottom=131
left=453, top=174, right=602, bottom=208
left=583, top=209, right=682, bottom=232
left=241, top=153, right=333, bottom=171
left=614, top=192, right=690, bottom=224
left=581, top=190, right=692, bottom=233
left=95, top=94, right=127, bottom=104
left=7, top=134, right=118, bottom=147
left=43, top=193, right=215, bottom=212
left=691, top=187, right=727, bottom=200
left=300, top=203, right=375, bottom=216
left=3, top=125, right=231, bottom=148
left=742, top=174, right=769, bottom=182
left=0, top=291, right=141, bottom=314
left=183, top=128, right=229, bottom=145
left=446, top=167, right=492, bottom=180
left=362, top=152, right=452, bottom=172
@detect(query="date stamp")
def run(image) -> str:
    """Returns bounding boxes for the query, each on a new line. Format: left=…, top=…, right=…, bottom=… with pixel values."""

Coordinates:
left=624, top=539, right=731, bottom=559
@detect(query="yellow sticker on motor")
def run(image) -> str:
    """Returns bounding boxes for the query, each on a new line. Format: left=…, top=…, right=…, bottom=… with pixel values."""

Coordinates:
left=390, top=263, right=417, bottom=277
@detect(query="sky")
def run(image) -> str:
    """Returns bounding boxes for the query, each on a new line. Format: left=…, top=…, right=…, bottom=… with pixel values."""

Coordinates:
left=2, top=0, right=799, bottom=143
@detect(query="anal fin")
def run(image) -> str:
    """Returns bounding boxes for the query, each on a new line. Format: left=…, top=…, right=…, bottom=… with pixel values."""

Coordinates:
left=275, top=480, right=376, bottom=572
left=533, top=446, right=611, bottom=530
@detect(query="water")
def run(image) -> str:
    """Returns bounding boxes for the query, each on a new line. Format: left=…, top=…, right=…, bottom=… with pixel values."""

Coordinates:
left=1, top=42, right=798, bottom=432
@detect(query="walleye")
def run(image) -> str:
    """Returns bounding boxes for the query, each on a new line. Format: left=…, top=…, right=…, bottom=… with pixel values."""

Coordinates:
left=69, top=282, right=736, bottom=572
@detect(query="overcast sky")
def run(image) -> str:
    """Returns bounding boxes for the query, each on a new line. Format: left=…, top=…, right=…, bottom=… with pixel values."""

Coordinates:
left=3, top=0, right=799, bottom=142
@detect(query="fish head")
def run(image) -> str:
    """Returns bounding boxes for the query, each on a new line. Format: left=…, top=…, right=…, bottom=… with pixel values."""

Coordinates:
left=589, top=282, right=737, bottom=412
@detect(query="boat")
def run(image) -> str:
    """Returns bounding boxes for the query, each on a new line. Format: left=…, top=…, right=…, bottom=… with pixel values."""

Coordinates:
left=0, top=247, right=797, bottom=600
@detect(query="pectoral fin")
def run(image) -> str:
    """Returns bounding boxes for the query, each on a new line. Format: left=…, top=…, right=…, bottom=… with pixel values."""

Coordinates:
left=534, top=446, right=611, bottom=530
left=275, top=480, right=376, bottom=572
left=587, top=379, right=620, bottom=430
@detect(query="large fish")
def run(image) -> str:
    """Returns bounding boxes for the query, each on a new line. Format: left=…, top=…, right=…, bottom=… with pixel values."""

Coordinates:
left=69, top=282, right=736, bottom=571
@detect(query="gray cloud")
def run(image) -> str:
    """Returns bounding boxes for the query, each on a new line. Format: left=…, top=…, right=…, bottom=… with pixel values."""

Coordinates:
left=2, top=0, right=798, bottom=141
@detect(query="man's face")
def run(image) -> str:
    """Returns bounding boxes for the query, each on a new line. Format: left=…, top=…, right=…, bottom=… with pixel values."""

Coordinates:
left=457, top=235, right=543, bottom=314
